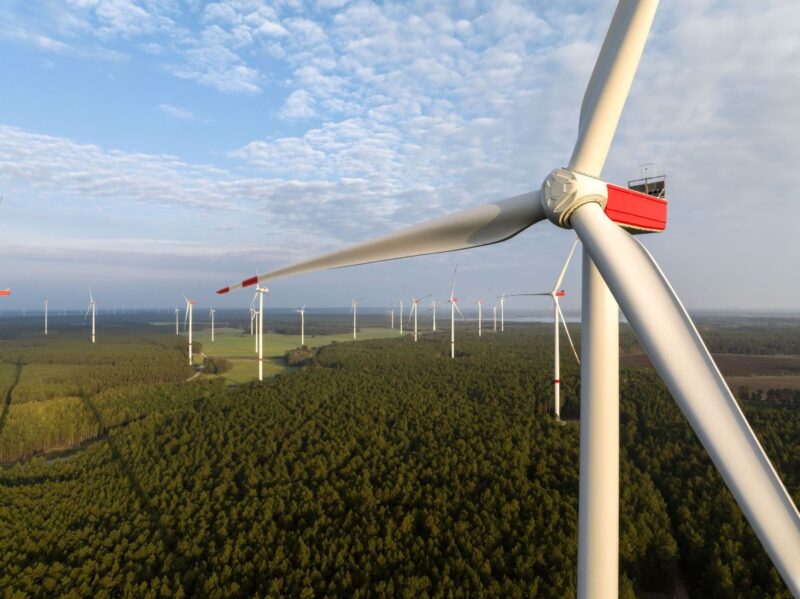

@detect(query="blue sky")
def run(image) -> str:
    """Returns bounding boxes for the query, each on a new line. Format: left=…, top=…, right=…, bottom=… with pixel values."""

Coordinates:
left=0, top=0, right=798, bottom=313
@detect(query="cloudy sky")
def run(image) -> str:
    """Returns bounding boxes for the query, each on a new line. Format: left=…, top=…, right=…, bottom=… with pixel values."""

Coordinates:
left=0, top=0, right=798, bottom=313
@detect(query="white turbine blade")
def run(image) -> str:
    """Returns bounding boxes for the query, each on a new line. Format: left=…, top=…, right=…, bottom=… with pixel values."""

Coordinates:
left=506, top=292, right=550, bottom=297
left=217, top=192, right=544, bottom=294
left=555, top=300, right=580, bottom=364
left=572, top=202, right=800, bottom=594
left=569, top=0, right=659, bottom=177
left=183, top=306, right=189, bottom=330
left=84, top=304, right=91, bottom=320
left=552, top=238, right=579, bottom=293
left=449, top=264, right=458, bottom=300
left=454, top=302, right=466, bottom=321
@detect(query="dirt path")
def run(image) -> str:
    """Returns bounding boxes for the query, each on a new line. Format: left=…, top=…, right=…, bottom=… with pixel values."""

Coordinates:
left=0, top=362, right=23, bottom=439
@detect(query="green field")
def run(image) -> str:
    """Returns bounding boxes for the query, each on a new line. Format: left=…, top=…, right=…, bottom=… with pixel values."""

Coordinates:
left=191, top=326, right=403, bottom=382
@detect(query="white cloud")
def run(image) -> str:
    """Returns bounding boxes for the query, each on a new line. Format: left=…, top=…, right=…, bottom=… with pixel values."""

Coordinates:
left=158, top=103, right=194, bottom=121
left=280, top=89, right=317, bottom=119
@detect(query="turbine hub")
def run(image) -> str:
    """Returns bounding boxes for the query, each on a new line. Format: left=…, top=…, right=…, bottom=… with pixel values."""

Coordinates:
left=541, top=168, right=608, bottom=228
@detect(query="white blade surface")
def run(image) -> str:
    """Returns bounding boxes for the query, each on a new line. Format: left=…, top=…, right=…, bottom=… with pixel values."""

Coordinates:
left=572, top=202, right=800, bottom=594
left=569, top=0, right=659, bottom=177
left=553, top=238, right=579, bottom=293
left=218, top=192, right=543, bottom=293
left=555, top=300, right=580, bottom=364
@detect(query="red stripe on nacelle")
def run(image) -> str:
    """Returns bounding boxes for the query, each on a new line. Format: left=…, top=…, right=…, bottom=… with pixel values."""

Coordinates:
left=605, top=184, right=667, bottom=233
left=553, top=379, right=561, bottom=384
left=555, top=291, right=566, bottom=297
left=216, top=287, right=230, bottom=295
left=242, top=276, right=258, bottom=288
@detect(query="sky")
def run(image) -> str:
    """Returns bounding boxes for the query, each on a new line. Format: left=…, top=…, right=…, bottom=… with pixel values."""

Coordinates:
left=0, top=0, right=798, bottom=313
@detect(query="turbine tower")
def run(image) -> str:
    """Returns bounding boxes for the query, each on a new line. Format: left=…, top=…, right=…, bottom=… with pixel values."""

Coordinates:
left=174, top=306, right=179, bottom=335
left=84, top=291, right=97, bottom=344
left=249, top=303, right=256, bottom=337
left=475, top=289, right=491, bottom=337
left=431, top=299, right=437, bottom=331
left=209, top=306, right=216, bottom=343
left=509, top=238, right=581, bottom=420
left=296, top=305, right=306, bottom=346
left=251, top=284, right=268, bottom=380
left=398, top=300, right=404, bottom=335
left=446, top=266, right=465, bottom=359
left=182, top=294, right=196, bottom=366
left=499, top=293, right=506, bottom=332
left=350, top=297, right=363, bottom=340
left=215, top=2, right=800, bottom=593
left=43, top=296, right=48, bottom=336
left=493, top=305, right=497, bottom=332
left=388, top=308, right=394, bottom=329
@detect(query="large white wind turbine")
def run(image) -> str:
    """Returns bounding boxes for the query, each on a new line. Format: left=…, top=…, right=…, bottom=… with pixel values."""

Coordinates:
left=84, top=291, right=97, bottom=344
left=216, top=1, right=800, bottom=594
left=509, top=238, right=581, bottom=420
left=43, top=296, right=48, bottom=336
left=182, top=294, right=196, bottom=365
left=404, top=285, right=431, bottom=342
left=296, top=305, right=306, bottom=346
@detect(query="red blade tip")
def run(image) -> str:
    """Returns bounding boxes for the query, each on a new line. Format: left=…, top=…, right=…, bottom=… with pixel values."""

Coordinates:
left=217, top=287, right=230, bottom=295
left=242, top=276, right=258, bottom=288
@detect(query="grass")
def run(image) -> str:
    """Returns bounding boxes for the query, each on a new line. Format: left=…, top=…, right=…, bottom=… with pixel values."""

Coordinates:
left=191, top=326, right=403, bottom=383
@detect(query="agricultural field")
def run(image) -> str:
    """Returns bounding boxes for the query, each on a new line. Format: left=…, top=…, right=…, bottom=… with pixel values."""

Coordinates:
left=191, top=326, right=402, bottom=382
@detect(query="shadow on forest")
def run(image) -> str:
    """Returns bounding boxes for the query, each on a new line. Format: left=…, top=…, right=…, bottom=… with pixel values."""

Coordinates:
left=80, top=394, right=176, bottom=554
left=0, top=362, right=23, bottom=441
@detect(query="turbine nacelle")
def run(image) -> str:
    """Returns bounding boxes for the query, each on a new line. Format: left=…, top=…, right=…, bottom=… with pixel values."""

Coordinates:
left=542, top=168, right=608, bottom=229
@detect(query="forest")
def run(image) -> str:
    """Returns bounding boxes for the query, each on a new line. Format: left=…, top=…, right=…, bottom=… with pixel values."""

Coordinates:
left=0, top=317, right=798, bottom=597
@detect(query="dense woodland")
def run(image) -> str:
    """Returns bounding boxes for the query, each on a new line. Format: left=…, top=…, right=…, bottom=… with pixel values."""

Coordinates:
left=0, top=318, right=798, bottom=597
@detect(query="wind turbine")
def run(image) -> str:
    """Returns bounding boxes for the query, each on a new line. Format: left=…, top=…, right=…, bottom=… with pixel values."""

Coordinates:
left=249, top=303, right=256, bottom=337
left=182, top=294, right=197, bottom=366
left=350, top=297, right=363, bottom=340
left=209, top=305, right=216, bottom=343
left=499, top=293, right=506, bottom=332
left=404, top=285, right=430, bottom=342
left=84, top=291, right=97, bottom=344
left=431, top=299, right=437, bottom=332
left=446, top=266, right=465, bottom=359
left=296, top=305, right=306, bottom=346
left=398, top=300, right=404, bottom=335
left=474, top=289, right=491, bottom=337
left=509, top=238, right=581, bottom=420
left=388, top=308, right=395, bottom=329
left=251, top=284, right=268, bottom=380
left=43, top=296, right=48, bottom=335
left=493, top=305, right=497, bottom=332
left=174, top=306, right=179, bottom=335
left=215, top=1, right=800, bottom=594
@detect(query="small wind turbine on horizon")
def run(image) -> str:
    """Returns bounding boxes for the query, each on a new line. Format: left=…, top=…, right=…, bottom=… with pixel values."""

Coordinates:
left=249, top=302, right=256, bottom=337
left=398, top=300, right=404, bottom=335
left=431, top=298, right=437, bottom=331
left=493, top=305, right=497, bottom=332
left=388, top=308, right=395, bottom=330
left=209, top=305, right=216, bottom=343
left=474, top=289, right=492, bottom=337
left=446, top=266, right=465, bottom=359
left=350, top=296, right=363, bottom=340
left=182, top=294, right=197, bottom=366
left=296, top=305, right=306, bottom=346
left=499, top=293, right=506, bottom=332
left=84, top=291, right=97, bottom=344
left=251, top=284, right=268, bottom=381
left=43, top=296, right=48, bottom=336
left=508, top=238, right=581, bottom=420
left=404, top=285, right=431, bottom=342
left=174, top=306, right=179, bottom=335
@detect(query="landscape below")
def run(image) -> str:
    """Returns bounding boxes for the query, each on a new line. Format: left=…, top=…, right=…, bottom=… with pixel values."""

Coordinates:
left=0, top=312, right=798, bottom=597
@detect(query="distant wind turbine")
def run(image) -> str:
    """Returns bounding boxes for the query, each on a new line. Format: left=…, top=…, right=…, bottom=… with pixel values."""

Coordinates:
left=508, top=239, right=580, bottom=420
left=474, top=288, right=492, bottom=337
left=174, top=306, right=179, bottom=335
left=251, top=284, right=269, bottom=380
left=398, top=300, right=404, bottom=335
left=84, top=290, right=97, bottom=344
left=209, top=305, right=216, bottom=343
left=182, top=294, right=197, bottom=365
left=447, top=266, right=465, bottom=359
left=44, top=297, right=48, bottom=336
left=388, top=308, right=394, bottom=330
left=431, top=299, right=437, bottom=331
left=350, top=297, right=363, bottom=340
left=493, top=305, right=497, bottom=332
left=499, top=292, right=506, bottom=332
left=296, top=305, right=306, bottom=346
left=404, top=285, right=431, bottom=342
